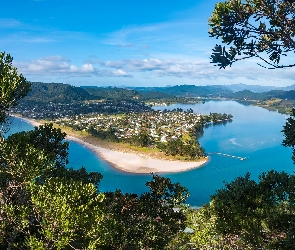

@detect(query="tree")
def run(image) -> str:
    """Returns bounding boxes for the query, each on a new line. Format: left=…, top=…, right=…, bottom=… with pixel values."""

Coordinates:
left=282, top=108, right=295, bottom=163
left=27, top=178, right=104, bottom=250
left=207, top=171, right=295, bottom=249
left=209, top=0, right=295, bottom=69
left=0, top=52, right=30, bottom=136
left=0, top=120, right=106, bottom=248
left=98, top=175, right=189, bottom=250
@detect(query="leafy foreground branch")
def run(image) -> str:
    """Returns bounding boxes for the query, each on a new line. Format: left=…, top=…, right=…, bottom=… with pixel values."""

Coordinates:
left=0, top=124, right=189, bottom=249
left=181, top=170, right=295, bottom=250
left=209, top=0, right=295, bottom=69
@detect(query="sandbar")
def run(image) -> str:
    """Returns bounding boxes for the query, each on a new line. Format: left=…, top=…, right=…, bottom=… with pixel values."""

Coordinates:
left=13, top=116, right=208, bottom=174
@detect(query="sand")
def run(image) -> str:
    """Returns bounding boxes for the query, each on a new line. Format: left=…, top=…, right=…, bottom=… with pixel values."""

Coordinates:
left=14, top=116, right=208, bottom=174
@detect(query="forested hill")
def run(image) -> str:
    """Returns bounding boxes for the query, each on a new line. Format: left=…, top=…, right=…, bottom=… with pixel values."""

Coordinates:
left=21, top=82, right=295, bottom=105
left=23, top=83, right=175, bottom=103
left=227, top=89, right=295, bottom=101
left=25, top=82, right=92, bottom=103
left=22, top=82, right=233, bottom=104
left=129, top=85, right=232, bottom=97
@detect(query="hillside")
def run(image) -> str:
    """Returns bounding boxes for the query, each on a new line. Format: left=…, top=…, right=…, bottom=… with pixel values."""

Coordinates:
left=24, top=82, right=92, bottom=103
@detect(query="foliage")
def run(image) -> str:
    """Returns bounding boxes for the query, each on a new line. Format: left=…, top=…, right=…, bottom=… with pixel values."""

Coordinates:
left=25, top=82, right=91, bottom=103
left=185, top=206, right=228, bottom=250
left=27, top=178, right=104, bottom=250
left=130, top=131, right=154, bottom=147
left=1, top=124, right=189, bottom=249
left=0, top=52, right=30, bottom=135
left=209, top=0, right=295, bottom=69
left=282, top=108, right=295, bottom=163
left=164, top=138, right=205, bottom=159
left=0, top=120, right=107, bottom=249
left=88, top=125, right=120, bottom=142
left=207, top=171, right=295, bottom=249
left=6, top=123, right=69, bottom=168
left=170, top=171, right=295, bottom=249
left=99, top=175, right=189, bottom=250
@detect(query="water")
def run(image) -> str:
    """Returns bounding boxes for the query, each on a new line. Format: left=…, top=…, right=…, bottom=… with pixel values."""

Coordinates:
left=7, top=101, right=294, bottom=206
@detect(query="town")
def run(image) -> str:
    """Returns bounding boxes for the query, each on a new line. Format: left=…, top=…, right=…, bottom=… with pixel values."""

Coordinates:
left=53, top=108, right=232, bottom=160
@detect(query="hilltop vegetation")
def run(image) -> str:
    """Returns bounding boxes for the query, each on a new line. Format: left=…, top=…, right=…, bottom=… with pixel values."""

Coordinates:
left=26, top=82, right=92, bottom=103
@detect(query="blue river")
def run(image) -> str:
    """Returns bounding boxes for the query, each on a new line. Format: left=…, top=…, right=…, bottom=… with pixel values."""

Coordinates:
left=8, top=100, right=294, bottom=207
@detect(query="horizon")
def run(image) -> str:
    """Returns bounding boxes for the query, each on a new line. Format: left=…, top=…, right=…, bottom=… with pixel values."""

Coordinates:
left=31, top=81, right=295, bottom=89
left=2, top=0, right=295, bottom=87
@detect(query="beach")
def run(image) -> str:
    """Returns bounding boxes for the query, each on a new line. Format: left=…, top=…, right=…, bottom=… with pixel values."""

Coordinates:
left=16, top=116, right=208, bottom=174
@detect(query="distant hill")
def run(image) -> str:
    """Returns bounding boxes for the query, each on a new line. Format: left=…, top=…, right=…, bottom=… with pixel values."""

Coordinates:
left=224, top=84, right=277, bottom=93
left=83, top=87, right=139, bottom=100
left=278, top=84, right=295, bottom=92
left=22, top=82, right=295, bottom=105
left=24, top=82, right=91, bottom=103
left=277, top=90, right=295, bottom=100
left=129, top=85, right=232, bottom=97
left=226, top=89, right=295, bottom=101
left=223, top=83, right=295, bottom=93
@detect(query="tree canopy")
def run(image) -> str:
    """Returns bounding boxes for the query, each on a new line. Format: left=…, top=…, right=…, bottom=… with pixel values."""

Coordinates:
left=209, top=0, right=295, bottom=69
left=0, top=52, right=30, bottom=135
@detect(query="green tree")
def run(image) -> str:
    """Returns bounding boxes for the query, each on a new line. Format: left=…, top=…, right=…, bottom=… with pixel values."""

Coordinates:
left=0, top=122, right=105, bottom=249
left=0, top=52, right=30, bottom=135
left=209, top=0, right=295, bottom=69
left=137, top=131, right=153, bottom=147
left=6, top=123, right=69, bottom=168
left=207, top=171, right=295, bottom=249
left=27, top=178, right=104, bottom=250
left=282, top=108, right=295, bottom=163
left=98, top=175, right=189, bottom=250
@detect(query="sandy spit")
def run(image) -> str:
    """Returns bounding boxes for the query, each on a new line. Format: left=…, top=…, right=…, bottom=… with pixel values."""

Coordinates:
left=13, top=116, right=208, bottom=174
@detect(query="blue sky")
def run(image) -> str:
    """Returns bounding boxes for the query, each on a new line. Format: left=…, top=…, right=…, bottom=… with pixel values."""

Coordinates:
left=2, top=0, right=294, bottom=87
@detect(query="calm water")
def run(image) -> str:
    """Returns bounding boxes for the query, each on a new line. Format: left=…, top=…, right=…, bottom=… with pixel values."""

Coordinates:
left=8, top=101, right=294, bottom=206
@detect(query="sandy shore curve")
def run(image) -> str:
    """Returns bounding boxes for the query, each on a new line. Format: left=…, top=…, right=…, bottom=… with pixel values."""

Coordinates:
left=13, top=116, right=208, bottom=174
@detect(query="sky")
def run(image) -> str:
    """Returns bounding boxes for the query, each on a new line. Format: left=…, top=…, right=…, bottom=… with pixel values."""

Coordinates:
left=1, top=0, right=295, bottom=87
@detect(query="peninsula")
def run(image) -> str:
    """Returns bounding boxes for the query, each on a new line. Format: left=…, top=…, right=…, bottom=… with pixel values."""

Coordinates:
left=17, top=116, right=208, bottom=173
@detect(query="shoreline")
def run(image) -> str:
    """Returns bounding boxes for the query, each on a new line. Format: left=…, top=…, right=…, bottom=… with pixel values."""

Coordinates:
left=13, top=116, right=208, bottom=174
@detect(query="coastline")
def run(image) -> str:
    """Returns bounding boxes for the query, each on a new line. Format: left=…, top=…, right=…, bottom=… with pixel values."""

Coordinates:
left=14, top=116, right=208, bottom=174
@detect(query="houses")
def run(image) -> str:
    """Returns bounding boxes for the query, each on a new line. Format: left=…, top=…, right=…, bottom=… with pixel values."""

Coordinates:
left=12, top=100, right=232, bottom=146
left=53, top=110, right=216, bottom=144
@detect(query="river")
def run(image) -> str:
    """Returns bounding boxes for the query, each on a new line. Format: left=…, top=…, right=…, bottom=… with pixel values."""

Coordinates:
left=8, top=100, right=294, bottom=207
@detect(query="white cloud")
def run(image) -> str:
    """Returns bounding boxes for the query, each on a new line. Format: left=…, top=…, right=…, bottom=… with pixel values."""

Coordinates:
left=81, top=64, right=94, bottom=72
left=104, top=61, right=126, bottom=68
left=112, top=69, right=130, bottom=77
left=15, top=55, right=295, bottom=85
left=16, top=55, right=132, bottom=78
